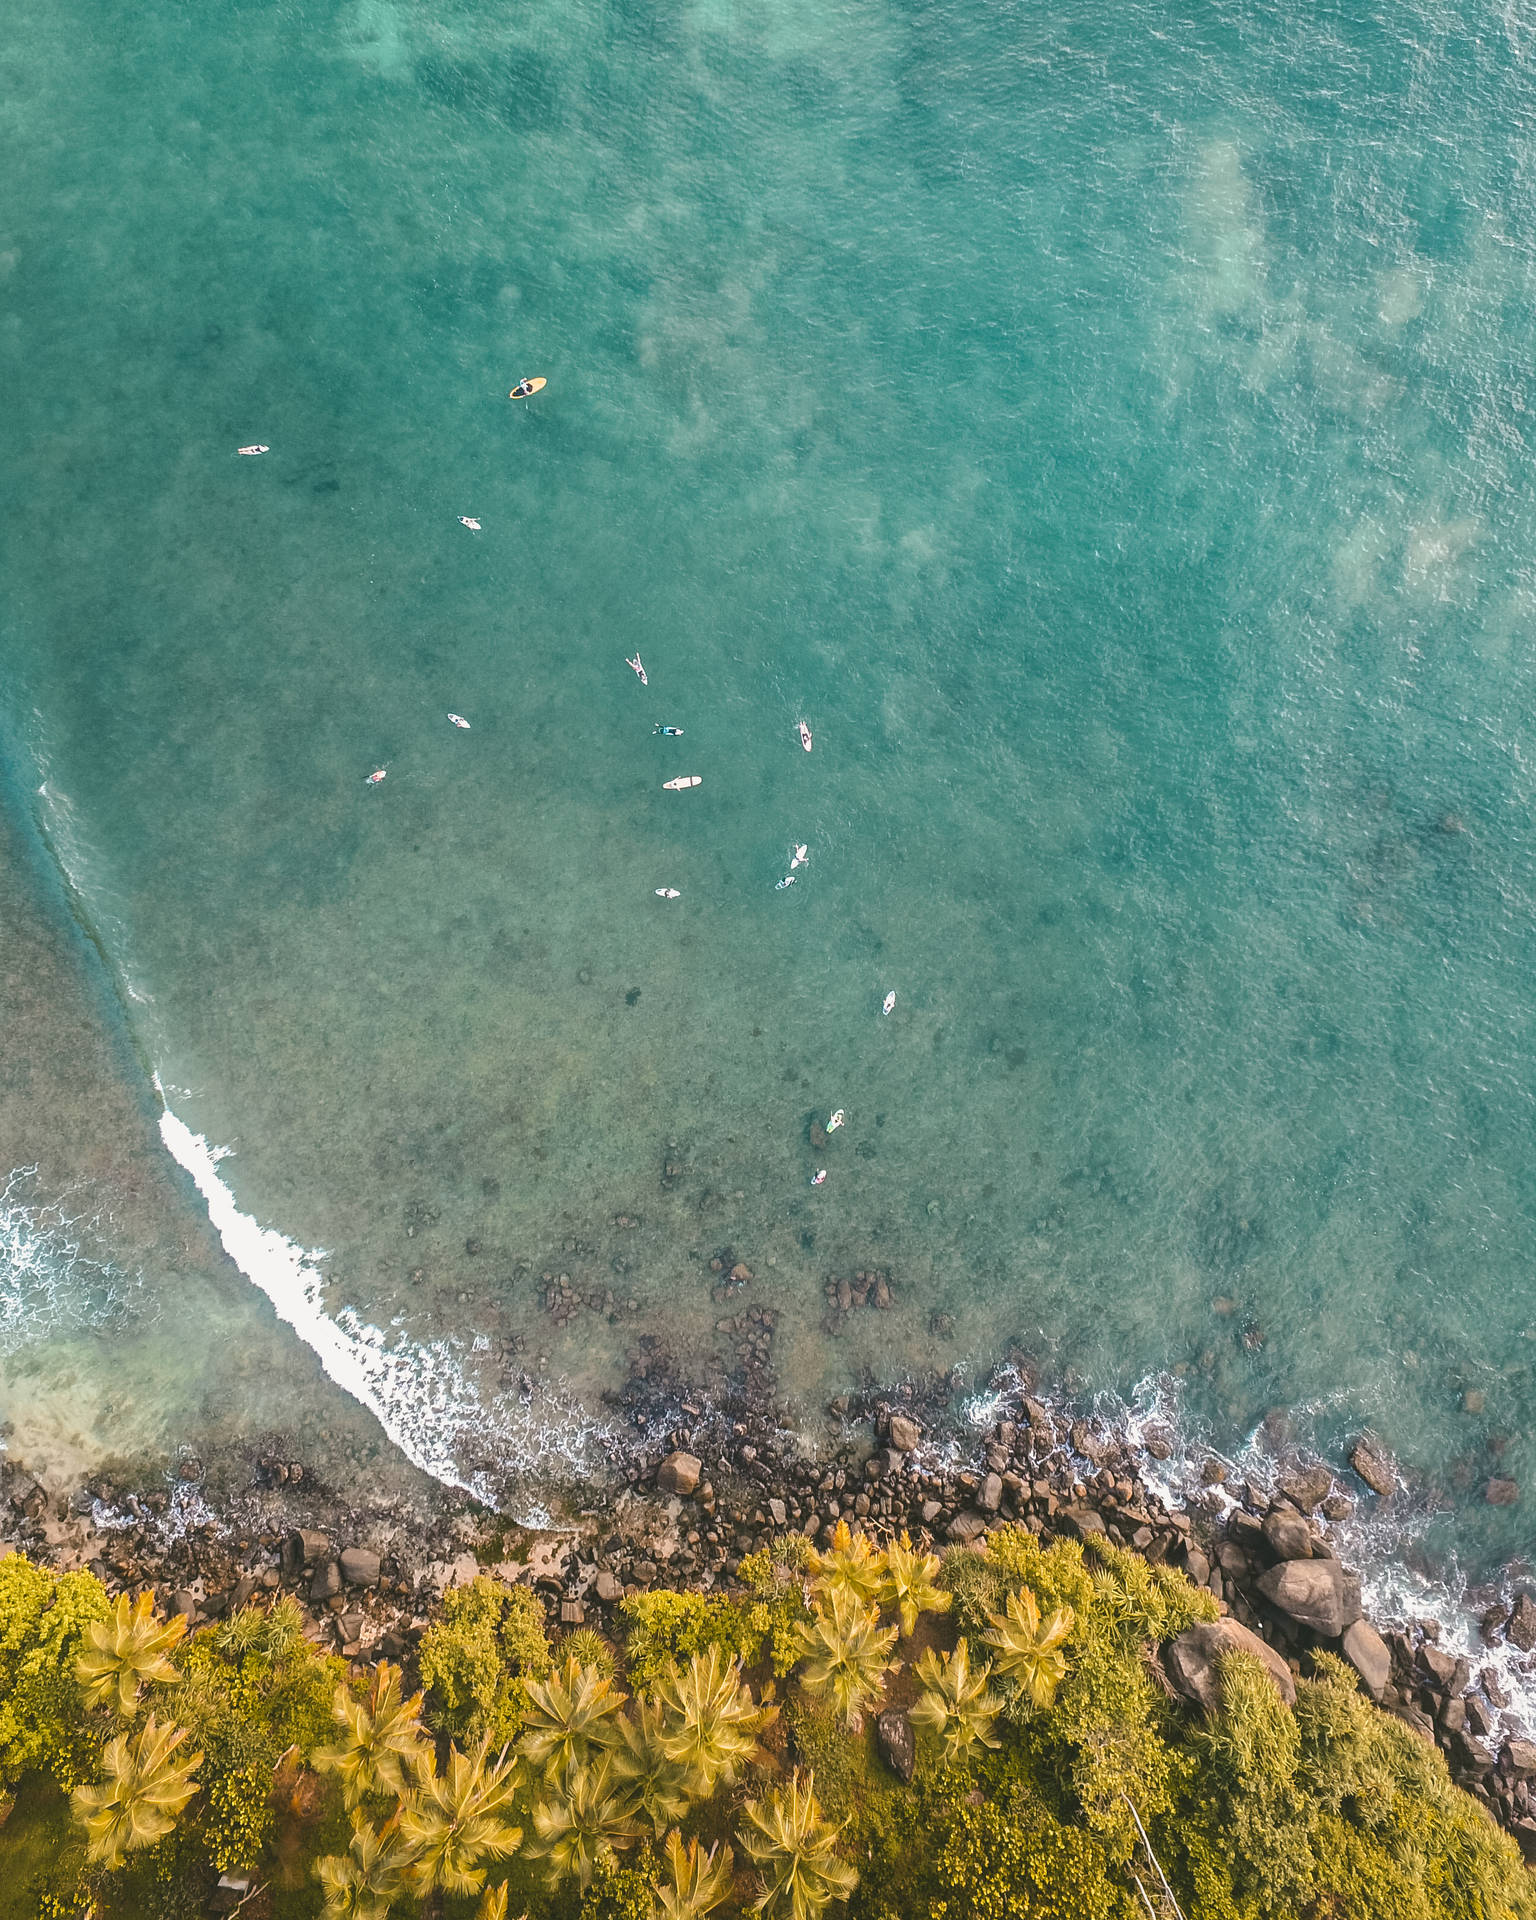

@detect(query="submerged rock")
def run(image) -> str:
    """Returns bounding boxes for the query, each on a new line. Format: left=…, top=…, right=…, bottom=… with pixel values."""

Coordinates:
left=1349, top=1435, right=1398, bottom=1498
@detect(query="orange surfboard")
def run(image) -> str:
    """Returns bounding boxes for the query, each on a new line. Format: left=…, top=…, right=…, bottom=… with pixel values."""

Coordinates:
left=509, top=377, right=547, bottom=398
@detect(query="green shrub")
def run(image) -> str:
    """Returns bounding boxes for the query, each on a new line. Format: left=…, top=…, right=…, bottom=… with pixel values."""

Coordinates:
left=619, top=1592, right=760, bottom=1692
left=737, top=1538, right=817, bottom=1678
left=924, top=1794, right=1129, bottom=1920
left=418, top=1576, right=552, bottom=1745
left=0, top=1559, right=109, bottom=1791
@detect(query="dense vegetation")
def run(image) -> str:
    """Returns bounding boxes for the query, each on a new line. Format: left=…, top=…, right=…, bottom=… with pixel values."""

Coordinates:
left=0, top=1522, right=1531, bottom=1920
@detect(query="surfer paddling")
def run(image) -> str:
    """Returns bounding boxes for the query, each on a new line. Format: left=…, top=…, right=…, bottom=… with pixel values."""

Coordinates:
left=447, top=714, right=471, bottom=729
left=827, top=1109, right=845, bottom=1132
left=654, top=887, right=681, bottom=899
left=882, top=990, right=896, bottom=1015
left=237, top=444, right=269, bottom=456
left=510, top=376, right=547, bottom=399
left=790, top=843, right=808, bottom=869
left=626, top=654, right=648, bottom=686
left=810, top=1169, right=827, bottom=1187
left=775, top=874, right=796, bottom=890
left=458, top=517, right=481, bottom=531
left=365, top=769, right=387, bottom=786
left=798, top=719, right=813, bottom=752
left=653, top=724, right=684, bottom=736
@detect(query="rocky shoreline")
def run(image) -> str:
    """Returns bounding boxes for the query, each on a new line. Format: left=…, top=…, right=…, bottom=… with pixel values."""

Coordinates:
left=6, top=1362, right=1536, bottom=1864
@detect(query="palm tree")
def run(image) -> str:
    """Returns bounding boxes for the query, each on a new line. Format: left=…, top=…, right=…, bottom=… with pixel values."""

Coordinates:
left=738, top=1772, right=857, bottom=1920
left=316, top=1662, right=430, bottom=1808
left=807, top=1521, right=883, bottom=1609
left=398, top=1738, right=523, bottom=1897
left=71, top=1713, right=202, bottom=1869
left=517, top=1655, right=626, bottom=1776
left=316, top=1813, right=414, bottom=1920
left=75, top=1591, right=187, bottom=1717
left=907, top=1642, right=1003, bottom=1763
left=613, top=1693, right=696, bottom=1835
left=475, top=1886, right=509, bottom=1920
left=982, top=1585, right=1075, bottom=1709
left=652, top=1646, right=778, bottom=1797
left=793, top=1589, right=897, bottom=1728
left=653, top=1831, right=735, bottom=1919
left=877, top=1534, right=950, bottom=1639
left=528, top=1752, right=643, bottom=1889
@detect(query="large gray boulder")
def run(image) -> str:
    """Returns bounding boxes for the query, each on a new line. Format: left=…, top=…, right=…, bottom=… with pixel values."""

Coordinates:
left=1256, top=1558, right=1361, bottom=1637
left=1262, top=1508, right=1314, bottom=1562
left=1341, top=1619, right=1392, bottom=1701
left=888, top=1414, right=922, bottom=1453
left=1166, top=1619, right=1296, bottom=1713
left=876, top=1709, right=915, bottom=1783
left=339, top=1546, right=381, bottom=1589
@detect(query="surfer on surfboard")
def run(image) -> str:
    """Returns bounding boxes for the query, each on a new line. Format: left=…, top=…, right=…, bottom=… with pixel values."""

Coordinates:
left=237, top=444, right=269, bottom=456
left=653, top=724, right=684, bottom=736
left=448, top=714, right=470, bottom=729
left=791, top=843, right=808, bottom=869
left=365, top=769, right=387, bottom=786
left=626, top=654, right=648, bottom=685
left=798, top=719, right=813, bottom=752
left=510, top=377, right=547, bottom=399
left=882, top=990, right=896, bottom=1016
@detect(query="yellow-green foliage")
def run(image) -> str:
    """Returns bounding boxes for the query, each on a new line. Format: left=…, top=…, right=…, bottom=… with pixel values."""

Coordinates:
left=174, top=1598, right=345, bottom=1874
left=925, top=1792, right=1130, bottom=1920
left=620, top=1592, right=762, bottom=1691
left=738, top=1537, right=819, bottom=1677
left=0, top=1558, right=108, bottom=1791
left=418, top=1575, right=552, bottom=1746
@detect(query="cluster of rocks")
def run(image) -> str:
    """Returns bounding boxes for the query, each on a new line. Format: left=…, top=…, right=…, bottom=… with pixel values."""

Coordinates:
left=540, top=1272, right=640, bottom=1327
left=822, top=1269, right=896, bottom=1322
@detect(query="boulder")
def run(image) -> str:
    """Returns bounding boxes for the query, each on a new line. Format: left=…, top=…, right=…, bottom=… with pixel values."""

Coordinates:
left=1509, top=1593, right=1536, bottom=1653
left=1341, top=1620, right=1392, bottom=1702
left=978, top=1473, right=1003, bottom=1514
left=1452, top=1729, right=1496, bottom=1774
left=290, top=1527, right=331, bottom=1566
left=657, top=1452, right=702, bottom=1497
left=1503, top=1740, right=1536, bottom=1779
left=1256, top=1558, right=1361, bottom=1637
left=767, top=1498, right=787, bottom=1527
left=594, top=1569, right=624, bottom=1604
left=946, top=1511, right=988, bottom=1544
left=1420, top=1643, right=1460, bottom=1688
left=1165, top=1619, right=1297, bottom=1713
left=1349, top=1436, right=1397, bottom=1498
left=1064, top=1507, right=1107, bottom=1541
left=1262, top=1508, right=1314, bottom=1562
left=876, top=1709, right=915, bottom=1783
left=888, top=1414, right=922, bottom=1454
left=339, top=1547, right=381, bottom=1589
left=169, top=1589, right=198, bottom=1621
left=1279, top=1467, right=1333, bottom=1512
left=310, top=1560, right=341, bottom=1603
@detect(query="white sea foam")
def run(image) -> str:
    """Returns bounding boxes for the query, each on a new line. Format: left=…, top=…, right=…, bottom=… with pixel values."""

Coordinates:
left=155, top=1093, right=615, bottom=1512
left=0, top=1166, right=142, bottom=1355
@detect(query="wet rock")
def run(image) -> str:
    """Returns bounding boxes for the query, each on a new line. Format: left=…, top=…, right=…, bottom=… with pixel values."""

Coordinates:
left=1256, top=1558, right=1361, bottom=1637
left=1453, top=1729, right=1496, bottom=1775
left=1486, top=1478, right=1520, bottom=1507
left=1279, top=1467, right=1333, bottom=1512
left=1349, top=1435, right=1397, bottom=1498
left=1508, top=1594, right=1536, bottom=1653
left=888, top=1415, right=922, bottom=1454
left=289, top=1528, right=331, bottom=1567
left=947, top=1511, right=988, bottom=1544
left=339, top=1547, right=381, bottom=1589
left=1421, top=1643, right=1460, bottom=1689
left=1166, top=1619, right=1297, bottom=1713
left=1503, top=1740, right=1536, bottom=1779
left=1342, top=1620, right=1392, bottom=1702
left=978, top=1473, right=1003, bottom=1514
left=311, top=1560, right=342, bottom=1603
left=1320, top=1494, right=1354, bottom=1522
left=657, top=1452, right=702, bottom=1497
left=876, top=1709, right=916, bottom=1784
left=1262, top=1509, right=1314, bottom=1562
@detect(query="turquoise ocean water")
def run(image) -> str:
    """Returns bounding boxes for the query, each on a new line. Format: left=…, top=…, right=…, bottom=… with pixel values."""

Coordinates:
left=7, top=0, right=1536, bottom=1577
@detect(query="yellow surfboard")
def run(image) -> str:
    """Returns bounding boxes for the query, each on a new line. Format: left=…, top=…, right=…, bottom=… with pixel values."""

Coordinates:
left=509, top=376, right=547, bottom=398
